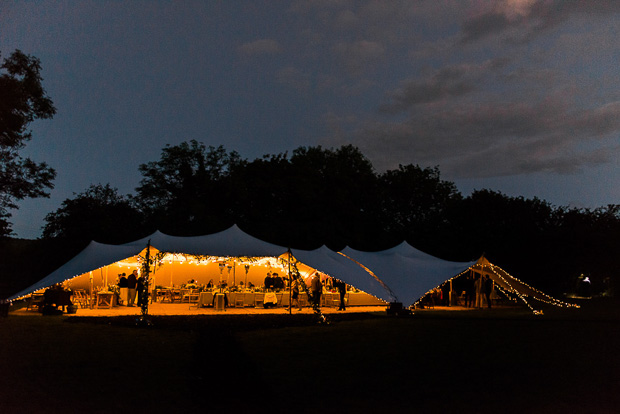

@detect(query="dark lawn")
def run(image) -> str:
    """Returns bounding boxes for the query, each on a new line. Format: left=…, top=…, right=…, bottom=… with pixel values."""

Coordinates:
left=1, top=300, right=619, bottom=414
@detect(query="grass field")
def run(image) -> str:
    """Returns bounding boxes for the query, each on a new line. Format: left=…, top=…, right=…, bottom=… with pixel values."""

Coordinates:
left=1, top=299, right=619, bottom=413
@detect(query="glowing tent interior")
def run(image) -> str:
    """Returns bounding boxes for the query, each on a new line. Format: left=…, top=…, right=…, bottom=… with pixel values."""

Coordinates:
left=7, top=225, right=387, bottom=306
left=8, top=225, right=578, bottom=314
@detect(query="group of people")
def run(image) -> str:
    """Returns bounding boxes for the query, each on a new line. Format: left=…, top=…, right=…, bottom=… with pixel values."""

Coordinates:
left=117, top=269, right=147, bottom=307
left=463, top=273, right=494, bottom=308
left=268, top=271, right=347, bottom=312
left=111, top=269, right=350, bottom=311
left=303, top=272, right=347, bottom=311
left=263, top=272, right=285, bottom=291
left=424, top=273, right=495, bottom=309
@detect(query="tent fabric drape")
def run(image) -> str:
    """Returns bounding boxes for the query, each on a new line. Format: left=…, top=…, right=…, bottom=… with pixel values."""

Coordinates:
left=122, top=225, right=287, bottom=258
left=341, top=243, right=476, bottom=306
left=8, top=225, right=475, bottom=306
left=290, top=245, right=391, bottom=301
left=8, top=241, right=145, bottom=300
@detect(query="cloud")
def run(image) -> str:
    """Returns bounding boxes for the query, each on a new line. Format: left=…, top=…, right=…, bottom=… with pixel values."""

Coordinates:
left=460, top=0, right=620, bottom=44
left=286, top=0, right=620, bottom=180
left=331, top=40, right=385, bottom=75
left=238, top=39, right=282, bottom=55
left=380, top=59, right=509, bottom=113
left=335, top=97, right=620, bottom=178
left=276, top=66, right=311, bottom=92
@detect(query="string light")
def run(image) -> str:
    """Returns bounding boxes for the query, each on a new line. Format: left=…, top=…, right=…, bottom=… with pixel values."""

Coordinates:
left=411, top=261, right=579, bottom=314
left=337, top=251, right=398, bottom=302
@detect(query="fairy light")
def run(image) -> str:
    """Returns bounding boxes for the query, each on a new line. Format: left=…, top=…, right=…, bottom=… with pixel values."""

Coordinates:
left=412, top=260, right=580, bottom=314
left=337, top=251, right=398, bottom=302
left=413, top=267, right=471, bottom=309
left=479, top=262, right=580, bottom=309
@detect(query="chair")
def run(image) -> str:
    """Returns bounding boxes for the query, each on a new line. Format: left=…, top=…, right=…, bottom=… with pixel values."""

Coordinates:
left=181, top=289, right=193, bottom=303
left=27, top=293, right=45, bottom=311
left=171, top=289, right=182, bottom=302
left=254, top=293, right=264, bottom=308
left=298, top=294, right=307, bottom=308
left=331, top=293, right=344, bottom=307
left=243, top=292, right=254, bottom=307
left=186, top=289, right=201, bottom=309
left=160, top=289, right=170, bottom=303
left=234, top=293, right=244, bottom=308
left=72, top=290, right=90, bottom=309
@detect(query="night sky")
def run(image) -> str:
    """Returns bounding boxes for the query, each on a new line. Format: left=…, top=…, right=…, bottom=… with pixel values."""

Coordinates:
left=1, top=1, right=619, bottom=239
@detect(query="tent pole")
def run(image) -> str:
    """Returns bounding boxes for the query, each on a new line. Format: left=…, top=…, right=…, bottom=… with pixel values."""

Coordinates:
left=288, top=248, right=292, bottom=315
left=141, top=240, right=152, bottom=317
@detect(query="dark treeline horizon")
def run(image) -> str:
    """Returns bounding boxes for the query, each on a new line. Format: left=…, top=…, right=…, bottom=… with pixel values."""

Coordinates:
left=27, top=140, right=619, bottom=297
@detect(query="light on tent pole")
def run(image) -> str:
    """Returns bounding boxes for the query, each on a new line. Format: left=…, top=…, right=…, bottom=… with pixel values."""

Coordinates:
left=288, top=248, right=292, bottom=315
left=141, top=240, right=152, bottom=317
left=89, top=271, right=93, bottom=309
left=170, top=254, right=174, bottom=287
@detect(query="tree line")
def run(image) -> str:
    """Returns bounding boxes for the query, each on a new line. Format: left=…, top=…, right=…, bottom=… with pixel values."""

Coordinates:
left=1, top=50, right=618, bottom=297
left=41, top=141, right=619, bottom=296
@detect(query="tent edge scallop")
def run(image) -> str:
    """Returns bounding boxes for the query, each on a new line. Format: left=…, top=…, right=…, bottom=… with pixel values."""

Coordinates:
left=290, top=245, right=394, bottom=303
left=341, top=245, right=477, bottom=307
left=7, top=240, right=146, bottom=301
left=124, top=225, right=288, bottom=258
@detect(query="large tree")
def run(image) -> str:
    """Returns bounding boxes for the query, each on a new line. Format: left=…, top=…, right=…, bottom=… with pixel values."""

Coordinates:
left=227, top=145, right=386, bottom=249
left=42, top=184, right=144, bottom=244
left=0, top=50, right=56, bottom=237
left=135, top=141, right=243, bottom=235
left=379, top=164, right=462, bottom=254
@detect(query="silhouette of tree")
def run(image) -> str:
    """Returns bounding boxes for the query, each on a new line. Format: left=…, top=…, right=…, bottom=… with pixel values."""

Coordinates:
left=42, top=184, right=143, bottom=244
left=0, top=50, right=56, bottom=236
left=379, top=164, right=461, bottom=254
left=135, top=140, right=243, bottom=235
left=550, top=204, right=620, bottom=295
left=228, top=145, right=384, bottom=249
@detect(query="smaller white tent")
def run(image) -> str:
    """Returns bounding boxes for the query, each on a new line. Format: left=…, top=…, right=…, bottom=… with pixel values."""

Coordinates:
left=341, top=243, right=476, bottom=306
left=466, top=257, right=580, bottom=312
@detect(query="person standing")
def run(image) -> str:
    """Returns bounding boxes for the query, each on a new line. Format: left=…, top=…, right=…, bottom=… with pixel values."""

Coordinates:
left=118, top=273, right=128, bottom=305
left=465, top=273, right=475, bottom=308
left=264, top=272, right=273, bottom=291
left=335, top=279, right=347, bottom=311
left=289, top=277, right=302, bottom=311
left=474, top=274, right=483, bottom=308
left=484, top=275, right=494, bottom=309
left=127, top=269, right=138, bottom=307
left=310, top=272, right=322, bottom=308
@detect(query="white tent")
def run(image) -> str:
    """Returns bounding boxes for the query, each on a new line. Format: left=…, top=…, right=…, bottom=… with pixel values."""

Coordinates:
left=8, top=241, right=146, bottom=300
left=8, top=225, right=388, bottom=303
left=11, top=225, right=570, bottom=312
left=341, top=243, right=476, bottom=306
left=290, top=245, right=389, bottom=300
left=123, top=225, right=286, bottom=258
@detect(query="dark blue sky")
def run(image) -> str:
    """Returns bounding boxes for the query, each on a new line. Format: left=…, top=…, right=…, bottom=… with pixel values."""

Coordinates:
left=2, top=0, right=619, bottom=238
